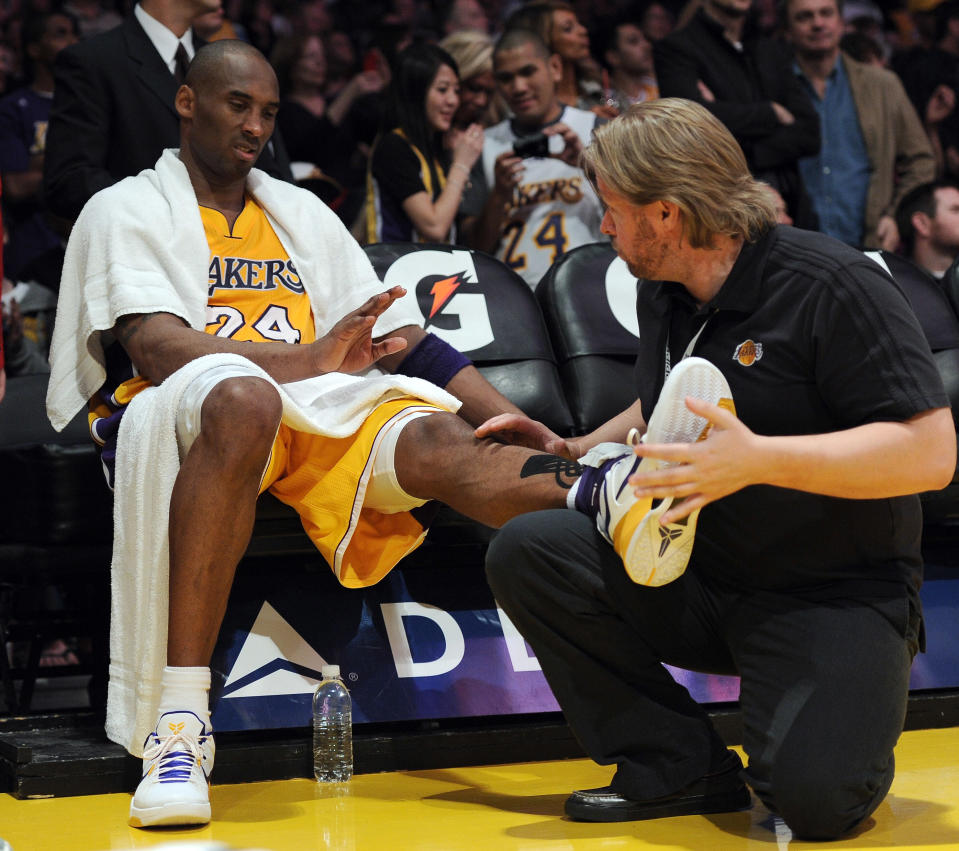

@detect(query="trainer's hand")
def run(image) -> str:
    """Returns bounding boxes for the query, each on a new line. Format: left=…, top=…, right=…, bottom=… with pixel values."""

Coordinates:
left=310, top=286, right=408, bottom=375
left=629, top=397, right=761, bottom=523
left=475, top=413, right=576, bottom=457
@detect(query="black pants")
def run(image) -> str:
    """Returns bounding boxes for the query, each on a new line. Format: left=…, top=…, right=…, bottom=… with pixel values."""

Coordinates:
left=486, top=510, right=920, bottom=840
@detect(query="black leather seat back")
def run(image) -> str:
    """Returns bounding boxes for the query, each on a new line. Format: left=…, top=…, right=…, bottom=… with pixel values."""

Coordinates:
left=872, top=251, right=959, bottom=425
left=536, top=242, right=640, bottom=434
left=875, top=251, right=959, bottom=352
left=364, top=243, right=575, bottom=435
left=0, top=374, right=112, bottom=546
left=934, top=349, right=959, bottom=429
left=871, top=252, right=959, bottom=522
left=941, top=254, right=959, bottom=322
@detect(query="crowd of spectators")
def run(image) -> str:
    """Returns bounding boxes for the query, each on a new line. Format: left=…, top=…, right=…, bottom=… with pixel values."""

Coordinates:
left=2, top=0, right=959, bottom=385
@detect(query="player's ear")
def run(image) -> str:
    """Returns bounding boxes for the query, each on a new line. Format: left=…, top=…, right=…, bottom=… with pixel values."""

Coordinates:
left=175, top=84, right=195, bottom=120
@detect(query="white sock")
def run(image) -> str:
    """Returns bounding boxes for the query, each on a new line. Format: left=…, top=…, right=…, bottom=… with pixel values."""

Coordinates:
left=156, top=666, right=212, bottom=730
left=566, top=477, right=581, bottom=510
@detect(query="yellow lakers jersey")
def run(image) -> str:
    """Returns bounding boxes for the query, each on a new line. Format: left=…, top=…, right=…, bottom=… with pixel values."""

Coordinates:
left=202, top=197, right=316, bottom=344
left=89, top=198, right=316, bottom=461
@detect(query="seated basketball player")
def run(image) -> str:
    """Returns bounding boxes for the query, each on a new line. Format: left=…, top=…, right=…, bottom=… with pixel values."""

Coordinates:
left=45, top=41, right=711, bottom=828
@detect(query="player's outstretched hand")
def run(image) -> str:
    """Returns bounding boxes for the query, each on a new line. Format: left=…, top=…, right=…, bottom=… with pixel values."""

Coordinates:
left=475, top=413, right=576, bottom=458
left=311, top=286, right=408, bottom=375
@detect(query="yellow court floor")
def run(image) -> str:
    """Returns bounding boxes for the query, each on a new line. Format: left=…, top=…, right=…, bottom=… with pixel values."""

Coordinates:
left=1, top=726, right=957, bottom=851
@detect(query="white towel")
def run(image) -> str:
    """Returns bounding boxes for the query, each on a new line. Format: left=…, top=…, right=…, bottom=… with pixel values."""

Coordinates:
left=46, top=148, right=424, bottom=431
left=107, top=353, right=458, bottom=756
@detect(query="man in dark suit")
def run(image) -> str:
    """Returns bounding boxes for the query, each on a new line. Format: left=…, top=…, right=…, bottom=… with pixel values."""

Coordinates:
left=43, top=0, right=291, bottom=222
left=653, top=0, right=820, bottom=228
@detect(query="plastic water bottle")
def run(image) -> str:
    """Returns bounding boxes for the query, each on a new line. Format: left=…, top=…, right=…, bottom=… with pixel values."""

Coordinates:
left=313, top=664, right=353, bottom=782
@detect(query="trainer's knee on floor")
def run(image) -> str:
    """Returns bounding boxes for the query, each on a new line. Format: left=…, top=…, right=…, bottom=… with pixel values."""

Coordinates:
left=762, top=763, right=892, bottom=840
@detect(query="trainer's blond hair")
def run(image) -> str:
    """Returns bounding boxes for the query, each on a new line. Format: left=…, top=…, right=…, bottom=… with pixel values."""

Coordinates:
left=582, top=98, right=776, bottom=248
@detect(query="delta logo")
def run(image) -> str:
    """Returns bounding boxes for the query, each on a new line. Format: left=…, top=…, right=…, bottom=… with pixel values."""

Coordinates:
left=219, top=599, right=545, bottom=701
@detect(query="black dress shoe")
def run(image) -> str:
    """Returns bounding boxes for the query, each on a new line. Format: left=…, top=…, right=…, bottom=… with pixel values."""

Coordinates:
left=564, top=758, right=752, bottom=823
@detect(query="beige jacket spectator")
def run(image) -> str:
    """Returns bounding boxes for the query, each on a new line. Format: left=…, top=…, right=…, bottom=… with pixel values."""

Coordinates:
left=844, top=53, right=936, bottom=248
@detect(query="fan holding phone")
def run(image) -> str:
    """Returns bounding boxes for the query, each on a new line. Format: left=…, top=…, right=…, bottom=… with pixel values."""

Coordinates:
left=458, top=29, right=606, bottom=288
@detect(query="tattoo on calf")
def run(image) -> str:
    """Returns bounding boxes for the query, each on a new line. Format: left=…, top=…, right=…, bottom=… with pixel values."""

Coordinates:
left=519, top=455, right=582, bottom=489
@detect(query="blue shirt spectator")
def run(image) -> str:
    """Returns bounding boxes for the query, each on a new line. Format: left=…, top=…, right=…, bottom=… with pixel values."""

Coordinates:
left=795, top=55, right=870, bottom=246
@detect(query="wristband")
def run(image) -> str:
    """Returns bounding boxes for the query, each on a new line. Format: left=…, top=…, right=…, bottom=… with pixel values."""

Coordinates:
left=394, top=332, right=472, bottom=388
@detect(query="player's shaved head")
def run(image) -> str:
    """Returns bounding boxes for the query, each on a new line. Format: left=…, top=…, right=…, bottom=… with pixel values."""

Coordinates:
left=185, top=39, right=277, bottom=97
left=175, top=38, right=280, bottom=192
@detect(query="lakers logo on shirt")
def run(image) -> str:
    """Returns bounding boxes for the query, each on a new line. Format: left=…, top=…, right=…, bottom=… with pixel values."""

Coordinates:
left=733, top=339, right=763, bottom=366
left=208, top=256, right=303, bottom=295
left=513, top=176, right=585, bottom=209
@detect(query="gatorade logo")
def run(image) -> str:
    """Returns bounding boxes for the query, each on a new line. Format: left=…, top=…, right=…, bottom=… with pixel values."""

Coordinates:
left=381, top=249, right=495, bottom=353
left=427, top=272, right=468, bottom=319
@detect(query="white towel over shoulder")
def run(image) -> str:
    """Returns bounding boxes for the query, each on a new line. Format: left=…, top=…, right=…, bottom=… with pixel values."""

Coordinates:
left=46, top=148, right=426, bottom=431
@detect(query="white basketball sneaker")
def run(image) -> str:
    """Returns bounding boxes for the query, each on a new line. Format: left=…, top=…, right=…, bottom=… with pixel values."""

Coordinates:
left=129, top=710, right=214, bottom=828
left=578, top=357, right=735, bottom=586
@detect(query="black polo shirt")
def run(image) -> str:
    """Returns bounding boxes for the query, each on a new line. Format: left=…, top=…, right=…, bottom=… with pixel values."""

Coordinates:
left=633, top=225, right=949, bottom=595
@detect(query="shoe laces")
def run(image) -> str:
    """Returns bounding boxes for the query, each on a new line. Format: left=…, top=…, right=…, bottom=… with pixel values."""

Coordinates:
left=143, top=729, right=208, bottom=783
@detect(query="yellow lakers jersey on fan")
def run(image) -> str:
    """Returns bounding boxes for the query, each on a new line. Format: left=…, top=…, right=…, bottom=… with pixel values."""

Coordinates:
left=202, top=198, right=316, bottom=345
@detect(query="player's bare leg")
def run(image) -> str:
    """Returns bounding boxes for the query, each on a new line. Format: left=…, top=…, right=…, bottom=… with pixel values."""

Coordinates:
left=166, top=377, right=281, bottom=666
left=393, top=412, right=579, bottom=527
left=132, top=376, right=281, bottom=829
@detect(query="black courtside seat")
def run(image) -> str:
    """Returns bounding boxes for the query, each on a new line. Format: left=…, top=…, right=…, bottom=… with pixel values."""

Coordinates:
left=363, top=242, right=577, bottom=546
left=0, top=374, right=111, bottom=711
left=869, top=251, right=959, bottom=523
left=939, top=255, right=959, bottom=422
left=535, top=242, right=640, bottom=435
left=942, top=254, right=959, bottom=322
left=364, top=242, right=576, bottom=436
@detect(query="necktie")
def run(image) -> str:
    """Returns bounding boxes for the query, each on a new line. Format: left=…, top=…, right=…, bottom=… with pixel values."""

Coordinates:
left=174, top=43, right=190, bottom=85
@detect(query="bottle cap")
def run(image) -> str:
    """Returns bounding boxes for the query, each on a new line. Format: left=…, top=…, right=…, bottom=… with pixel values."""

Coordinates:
left=321, top=664, right=340, bottom=678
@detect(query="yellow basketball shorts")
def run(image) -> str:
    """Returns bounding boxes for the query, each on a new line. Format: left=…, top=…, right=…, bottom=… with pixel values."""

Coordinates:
left=260, top=398, right=443, bottom=588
